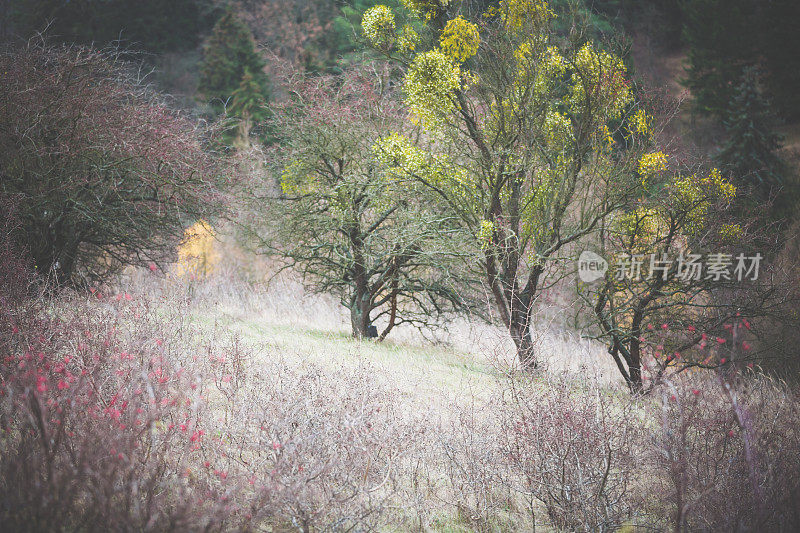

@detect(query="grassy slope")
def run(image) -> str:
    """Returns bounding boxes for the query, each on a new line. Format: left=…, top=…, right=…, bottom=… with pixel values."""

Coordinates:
left=165, top=272, right=626, bottom=531
left=177, top=270, right=624, bottom=426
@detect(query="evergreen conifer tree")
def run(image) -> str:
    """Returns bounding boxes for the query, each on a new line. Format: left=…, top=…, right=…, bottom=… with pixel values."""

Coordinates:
left=681, top=0, right=757, bottom=119
left=197, top=10, right=269, bottom=116
left=228, top=68, right=268, bottom=148
left=716, top=67, right=784, bottom=197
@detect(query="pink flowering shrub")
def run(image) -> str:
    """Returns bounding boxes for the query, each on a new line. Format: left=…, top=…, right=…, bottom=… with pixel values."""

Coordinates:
left=0, top=233, right=415, bottom=530
left=0, top=216, right=238, bottom=530
left=0, top=286, right=235, bottom=530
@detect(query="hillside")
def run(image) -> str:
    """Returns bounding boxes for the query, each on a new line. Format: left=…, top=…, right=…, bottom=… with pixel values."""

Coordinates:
left=4, top=2, right=800, bottom=531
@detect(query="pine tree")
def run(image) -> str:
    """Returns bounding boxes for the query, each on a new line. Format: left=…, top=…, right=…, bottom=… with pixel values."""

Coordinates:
left=228, top=69, right=268, bottom=148
left=716, top=67, right=784, bottom=197
left=681, top=0, right=758, bottom=120
left=197, top=10, right=269, bottom=116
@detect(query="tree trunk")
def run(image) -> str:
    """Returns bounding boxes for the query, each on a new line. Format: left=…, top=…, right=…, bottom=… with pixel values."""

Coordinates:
left=350, top=293, right=371, bottom=339
left=510, top=318, right=537, bottom=369
left=377, top=287, right=398, bottom=342
left=32, top=240, right=78, bottom=287
left=628, top=359, right=643, bottom=394
left=628, top=315, right=645, bottom=393
left=234, top=112, right=251, bottom=150
left=485, top=255, right=539, bottom=369
left=347, top=219, right=372, bottom=339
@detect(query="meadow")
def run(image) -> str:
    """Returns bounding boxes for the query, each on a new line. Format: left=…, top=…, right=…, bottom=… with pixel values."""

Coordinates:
left=3, top=257, right=798, bottom=532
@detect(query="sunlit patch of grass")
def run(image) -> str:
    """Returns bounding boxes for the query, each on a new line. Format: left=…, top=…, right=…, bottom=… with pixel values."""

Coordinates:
left=187, top=301, right=506, bottom=418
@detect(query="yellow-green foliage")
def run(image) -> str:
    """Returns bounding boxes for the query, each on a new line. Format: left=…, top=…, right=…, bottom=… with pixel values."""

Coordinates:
left=366, top=2, right=644, bottom=261
left=477, top=219, right=495, bottom=250
left=543, top=110, right=574, bottom=151
left=610, top=161, right=738, bottom=257
left=535, top=46, right=566, bottom=95
left=373, top=132, right=429, bottom=177
left=570, top=43, right=632, bottom=121
left=401, top=0, right=452, bottom=20
left=707, top=168, right=737, bottom=200
left=631, top=108, right=651, bottom=136
left=612, top=164, right=737, bottom=256
left=398, top=24, right=420, bottom=53
left=373, top=132, right=474, bottom=205
left=598, top=124, right=615, bottom=152
left=280, top=160, right=317, bottom=196
left=496, top=0, right=554, bottom=31
left=403, top=49, right=462, bottom=128
left=514, top=43, right=566, bottom=100
left=638, top=151, right=668, bottom=186
left=362, top=5, right=396, bottom=50
left=614, top=206, right=666, bottom=250
left=672, top=168, right=736, bottom=234
left=513, top=40, right=536, bottom=64
left=719, top=222, right=743, bottom=242
left=439, top=17, right=480, bottom=63
left=373, top=132, right=454, bottom=187
left=176, top=219, right=220, bottom=277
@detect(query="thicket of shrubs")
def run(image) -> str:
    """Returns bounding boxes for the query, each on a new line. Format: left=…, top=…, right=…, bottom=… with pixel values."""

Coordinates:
left=0, top=41, right=226, bottom=286
left=3, top=237, right=799, bottom=531
left=0, top=243, right=417, bottom=531
left=436, top=371, right=800, bottom=532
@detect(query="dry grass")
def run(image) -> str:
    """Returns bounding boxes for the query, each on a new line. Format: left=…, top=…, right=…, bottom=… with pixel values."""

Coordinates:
left=177, top=266, right=625, bottom=397
left=3, top=263, right=800, bottom=532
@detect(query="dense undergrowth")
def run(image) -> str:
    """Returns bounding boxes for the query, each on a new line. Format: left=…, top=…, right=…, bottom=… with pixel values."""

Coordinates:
left=2, top=258, right=800, bottom=532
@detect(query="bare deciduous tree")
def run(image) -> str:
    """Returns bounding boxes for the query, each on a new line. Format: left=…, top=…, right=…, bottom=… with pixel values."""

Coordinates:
left=0, top=41, right=227, bottom=286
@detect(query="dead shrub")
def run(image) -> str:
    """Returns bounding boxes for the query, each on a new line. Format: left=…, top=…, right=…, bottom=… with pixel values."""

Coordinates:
left=204, top=362, right=417, bottom=532
left=498, top=376, right=644, bottom=532
left=647, top=372, right=800, bottom=532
